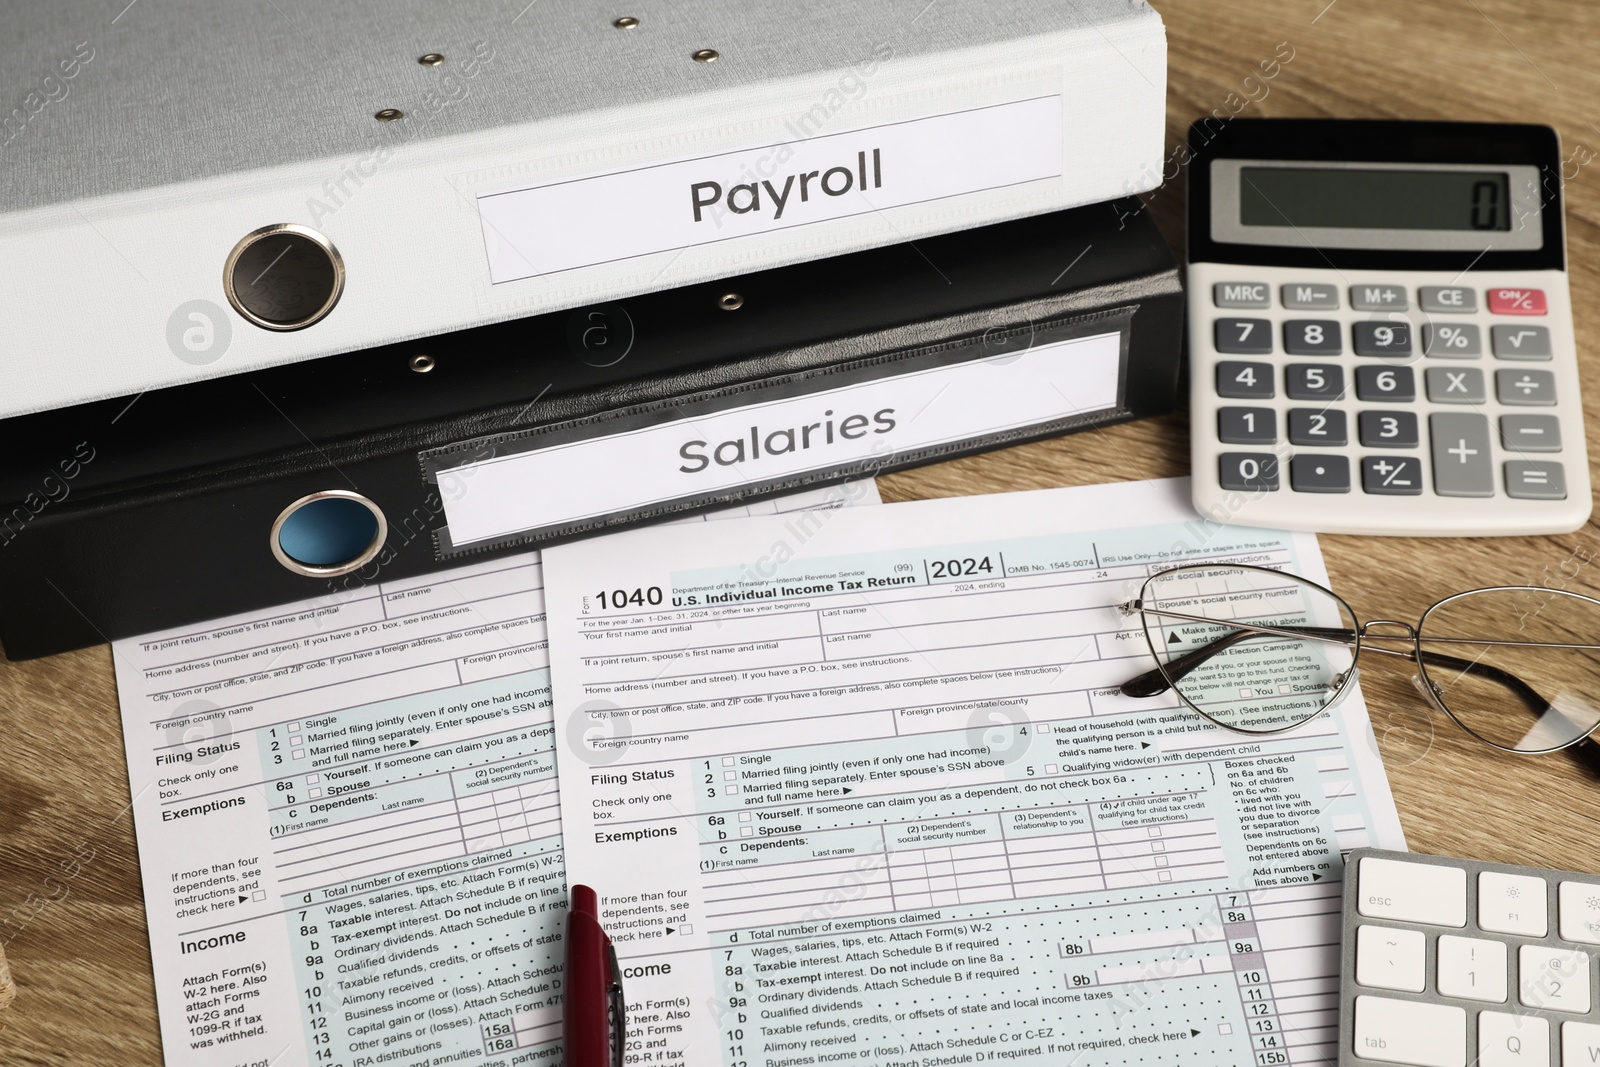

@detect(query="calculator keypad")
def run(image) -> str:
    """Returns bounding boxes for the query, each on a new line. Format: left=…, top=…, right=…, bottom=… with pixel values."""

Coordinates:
left=1197, top=273, right=1578, bottom=521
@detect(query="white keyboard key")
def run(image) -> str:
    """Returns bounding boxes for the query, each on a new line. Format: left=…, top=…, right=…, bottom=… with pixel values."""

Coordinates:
left=1358, top=856, right=1467, bottom=926
left=1353, top=995, right=1465, bottom=1066
left=1437, top=935, right=1507, bottom=1002
left=1356, top=924, right=1427, bottom=991
left=1481, top=871, right=1548, bottom=936
left=1559, top=881, right=1600, bottom=944
left=1520, top=945, right=1591, bottom=1013
left=1478, top=1011, right=1547, bottom=1066
left=1563, top=1021, right=1600, bottom=1066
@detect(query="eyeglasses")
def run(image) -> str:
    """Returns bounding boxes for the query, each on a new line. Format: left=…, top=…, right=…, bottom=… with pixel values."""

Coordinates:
left=1117, top=563, right=1600, bottom=762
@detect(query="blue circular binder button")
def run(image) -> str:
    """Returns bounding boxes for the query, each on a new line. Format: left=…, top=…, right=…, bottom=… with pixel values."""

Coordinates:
left=271, top=492, right=386, bottom=575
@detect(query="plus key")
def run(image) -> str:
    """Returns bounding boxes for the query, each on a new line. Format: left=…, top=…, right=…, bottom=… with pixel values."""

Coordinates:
left=1488, top=288, right=1547, bottom=315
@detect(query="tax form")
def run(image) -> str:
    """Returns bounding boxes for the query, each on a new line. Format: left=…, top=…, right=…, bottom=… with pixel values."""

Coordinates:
left=111, top=485, right=874, bottom=1067
left=541, top=478, right=1404, bottom=1067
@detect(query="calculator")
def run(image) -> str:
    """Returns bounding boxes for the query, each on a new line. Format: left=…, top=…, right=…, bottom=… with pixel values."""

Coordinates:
left=1339, top=847, right=1600, bottom=1066
left=1187, top=119, right=1591, bottom=535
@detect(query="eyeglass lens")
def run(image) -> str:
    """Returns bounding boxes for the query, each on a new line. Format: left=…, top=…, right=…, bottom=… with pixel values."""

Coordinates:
left=1417, top=587, right=1600, bottom=754
left=1140, top=565, right=1358, bottom=734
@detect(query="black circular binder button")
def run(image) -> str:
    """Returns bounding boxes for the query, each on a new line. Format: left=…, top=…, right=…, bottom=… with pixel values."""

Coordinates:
left=224, top=224, right=345, bottom=331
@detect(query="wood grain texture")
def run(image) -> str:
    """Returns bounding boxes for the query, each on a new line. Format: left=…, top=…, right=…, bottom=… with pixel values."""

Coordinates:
left=3, top=1, right=1600, bottom=1061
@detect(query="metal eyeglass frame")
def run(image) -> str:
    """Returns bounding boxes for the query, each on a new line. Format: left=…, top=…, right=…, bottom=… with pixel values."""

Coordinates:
left=1116, top=562, right=1600, bottom=762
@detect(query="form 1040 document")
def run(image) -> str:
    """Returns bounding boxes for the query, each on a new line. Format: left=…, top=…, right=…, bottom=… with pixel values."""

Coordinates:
left=541, top=477, right=1404, bottom=1067
left=110, top=485, right=874, bottom=1067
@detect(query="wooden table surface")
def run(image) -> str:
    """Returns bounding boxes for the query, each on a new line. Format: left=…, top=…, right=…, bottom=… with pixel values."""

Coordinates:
left=5, top=0, right=1600, bottom=1062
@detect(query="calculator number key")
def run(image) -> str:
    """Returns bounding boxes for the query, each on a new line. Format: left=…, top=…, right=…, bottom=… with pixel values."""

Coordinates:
left=1362, top=457, right=1423, bottom=495
left=1354, top=321, right=1412, bottom=356
left=1284, top=319, right=1341, bottom=355
left=1356, top=365, right=1415, bottom=402
left=1215, top=318, right=1273, bottom=354
left=1285, top=363, right=1344, bottom=400
left=1216, top=361, right=1274, bottom=399
left=1218, top=453, right=1278, bottom=492
left=1360, top=411, right=1420, bottom=448
left=1288, top=408, right=1346, bottom=446
left=1217, top=407, right=1276, bottom=444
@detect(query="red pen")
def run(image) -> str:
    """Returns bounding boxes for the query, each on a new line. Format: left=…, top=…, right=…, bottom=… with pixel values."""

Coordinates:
left=564, top=884, right=626, bottom=1067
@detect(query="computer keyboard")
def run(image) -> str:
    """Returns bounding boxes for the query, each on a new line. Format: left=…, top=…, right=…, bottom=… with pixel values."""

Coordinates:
left=1340, top=847, right=1600, bottom=1065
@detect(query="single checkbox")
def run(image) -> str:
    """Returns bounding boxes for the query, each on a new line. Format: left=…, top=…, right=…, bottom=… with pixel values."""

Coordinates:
left=306, top=773, right=320, bottom=783
left=725, top=785, right=738, bottom=794
left=739, top=812, right=751, bottom=822
left=287, top=722, right=300, bottom=733
left=680, top=925, right=692, bottom=934
left=1158, top=871, right=1172, bottom=882
left=1155, top=856, right=1169, bottom=867
left=722, top=757, right=735, bottom=766
left=1218, top=1024, right=1233, bottom=1036
left=309, top=787, right=323, bottom=797
left=723, top=770, right=736, bottom=781
left=741, top=827, right=752, bottom=836
left=291, top=734, right=303, bottom=746
left=1153, top=841, right=1165, bottom=852
left=253, top=890, right=266, bottom=901
left=1148, top=827, right=1161, bottom=837
left=293, top=749, right=306, bottom=760
left=1045, top=764, right=1058, bottom=774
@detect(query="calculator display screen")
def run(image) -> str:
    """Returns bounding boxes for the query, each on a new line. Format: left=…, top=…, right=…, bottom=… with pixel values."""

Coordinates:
left=1240, top=167, right=1511, bottom=232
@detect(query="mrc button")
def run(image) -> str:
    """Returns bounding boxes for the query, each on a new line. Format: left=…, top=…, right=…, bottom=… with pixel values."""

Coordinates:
left=1213, top=282, right=1270, bottom=308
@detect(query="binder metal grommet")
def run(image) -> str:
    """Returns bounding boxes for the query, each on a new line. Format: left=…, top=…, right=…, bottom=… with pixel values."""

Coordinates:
left=222, top=223, right=346, bottom=332
left=269, top=491, right=388, bottom=578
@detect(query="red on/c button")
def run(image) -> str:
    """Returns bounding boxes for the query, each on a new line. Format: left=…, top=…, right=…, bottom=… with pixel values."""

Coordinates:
left=1488, top=288, right=1547, bottom=315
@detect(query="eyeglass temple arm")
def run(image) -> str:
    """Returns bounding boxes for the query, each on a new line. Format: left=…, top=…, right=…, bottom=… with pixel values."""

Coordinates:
left=1120, top=625, right=1553, bottom=717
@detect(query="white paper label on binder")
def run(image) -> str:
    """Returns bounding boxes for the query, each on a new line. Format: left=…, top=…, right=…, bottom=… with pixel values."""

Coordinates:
left=434, top=329, right=1122, bottom=547
left=477, top=95, right=1064, bottom=283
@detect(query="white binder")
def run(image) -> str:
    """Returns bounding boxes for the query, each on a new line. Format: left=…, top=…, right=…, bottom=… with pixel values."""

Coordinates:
left=0, top=0, right=1166, bottom=417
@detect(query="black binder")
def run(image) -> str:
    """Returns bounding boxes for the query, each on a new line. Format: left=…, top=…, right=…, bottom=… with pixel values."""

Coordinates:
left=0, top=199, right=1182, bottom=659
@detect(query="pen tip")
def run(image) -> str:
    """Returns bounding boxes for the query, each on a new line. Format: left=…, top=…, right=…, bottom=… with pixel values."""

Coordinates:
left=571, top=884, right=599, bottom=915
